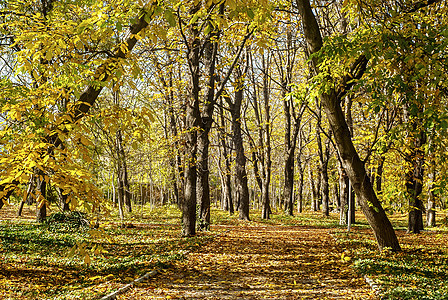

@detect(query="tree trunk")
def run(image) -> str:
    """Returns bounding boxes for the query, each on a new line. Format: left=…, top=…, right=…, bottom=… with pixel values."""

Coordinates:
left=197, top=29, right=218, bottom=231
left=317, top=117, right=331, bottom=217
left=36, top=176, right=47, bottom=223
left=309, top=168, right=318, bottom=211
left=18, top=176, right=35, bottom=217
left=427, top=166, right=436, bottom=227
left=404, top=107, right=426, bottom=234
left=56, top=187, right=70, bottom=212
left=261, top=54, right=272, bottom=220
left=339, top=166, right=349, bottom=225
left=345, top=97, right=355, bottom=225
left=284, top=148, right=295, bottom=216
left=321, top=160, right=330, bottom=217
left=333, top=180, right=340, bottom=211
left=296, top=0, right=401, bottom=251
left=115, top=127, right=131, bottom=214
left=376, top=155, right=386, bottom=194
left=277, top=27, right=301, bottom=216
left=182, top=7, right=201, bottom=236
left=116, top=168, right=125, bottom=222
left=219, top=102, right=234, bottom=215
left=426, top=138, right=436, bottom=227
left=165, top=57, right=183, bottom=209
left=229, top=69, right=250, bottom=221
left=297, top=160, right=304, bottom=213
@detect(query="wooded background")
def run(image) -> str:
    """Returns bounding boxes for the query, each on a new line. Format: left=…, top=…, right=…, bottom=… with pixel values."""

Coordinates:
left=1, top=0, right=447, bottom=251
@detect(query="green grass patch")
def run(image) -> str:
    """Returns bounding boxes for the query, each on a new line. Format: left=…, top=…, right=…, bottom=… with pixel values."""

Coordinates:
left=0, top=205, right=214, bottom=300
left=333, top=217, right=448, bottom=300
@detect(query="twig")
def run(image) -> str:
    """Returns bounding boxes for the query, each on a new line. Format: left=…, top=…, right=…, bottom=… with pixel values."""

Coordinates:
left=99, top=270, right=158, bottom=300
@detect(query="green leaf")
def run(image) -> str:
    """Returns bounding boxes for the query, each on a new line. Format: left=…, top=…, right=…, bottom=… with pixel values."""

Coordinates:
left=116, top=21, right=122, bottom=31
left=164, top=8, right=176, bottom=27
left=189, top=12, right=199, bottom=25
left=204, top=24, right=212, bottom=36
left=246, top=8, right=255, bottom=19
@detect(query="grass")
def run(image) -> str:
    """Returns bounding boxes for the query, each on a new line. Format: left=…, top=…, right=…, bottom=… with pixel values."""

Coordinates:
left=333, top=215, right=448, bottom=300
left=1, top=203, right=448, bottom=299
left=0, top=204, right=213, bottom=299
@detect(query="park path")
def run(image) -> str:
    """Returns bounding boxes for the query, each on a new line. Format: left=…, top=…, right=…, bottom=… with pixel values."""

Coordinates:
left=119, top=224, right=376, bottom=299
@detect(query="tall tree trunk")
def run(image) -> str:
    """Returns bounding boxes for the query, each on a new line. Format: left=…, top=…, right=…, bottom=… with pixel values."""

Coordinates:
left=197, top=6, right=248, bottom=225
left=333, top=180, right=340, bottom=210
left=297, top=161, right=304, bottom=213
left=405, top=129, right=426, bottom=233
left=219, top=101, right=234, bottom=214
left=344, top=97, right=356, bottom=225
left=116, top=168, right=125, bottom=222
left=403, top=101, right=426, bottom=233
left=165, top=57, right=183, bottom=209
left=182, top=6, right=201, bottom=236
left=321, top=144, right=330, bottom=217
left=261, top=54, right=272, bottom=220
left=197, top=32, right=218, bottom=231
left=296, top=0, right=400, bottom=251
left=56, top=187, right=70, bottom=212
left=276, top=27, right=301, bottom=216
left=114, top=83, right=131, bottom=214
left=197, top=15, right=223, bottom=229
left=228, top=68, right=250, bottom=221
left=283, top=147, right=295, bottom=216
left=316, top=106, right=331, bottom=217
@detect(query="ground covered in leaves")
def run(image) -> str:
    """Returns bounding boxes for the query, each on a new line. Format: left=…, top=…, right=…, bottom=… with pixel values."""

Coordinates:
left=334, top=217, right=448, bottom=300
left=122, top=224, right=374, bottom=299
left=1, top=204, right=448, bottom=299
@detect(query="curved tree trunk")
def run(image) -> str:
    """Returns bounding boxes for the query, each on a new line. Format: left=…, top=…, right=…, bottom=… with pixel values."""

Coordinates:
left=296, top=0, right=400, bottom=251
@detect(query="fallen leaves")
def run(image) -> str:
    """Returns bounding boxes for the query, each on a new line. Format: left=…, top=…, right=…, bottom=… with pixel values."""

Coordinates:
left=126, top=225, right=375, bottom=299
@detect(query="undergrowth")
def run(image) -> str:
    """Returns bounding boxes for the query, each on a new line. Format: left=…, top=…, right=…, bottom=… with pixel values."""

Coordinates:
left=1, top=204, right=447, bottom=299
left=334, top=223, right=448, bottom=300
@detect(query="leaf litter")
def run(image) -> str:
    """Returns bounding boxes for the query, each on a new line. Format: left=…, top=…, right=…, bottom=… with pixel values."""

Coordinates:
left=121, top=224, right=375, bottom=299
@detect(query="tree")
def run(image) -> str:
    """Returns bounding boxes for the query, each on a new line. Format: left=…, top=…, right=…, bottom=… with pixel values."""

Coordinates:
left=0, top=0, right=159, bottom=216
left=225, top=62, right=251, bottom=221
left=295, top=0, right=401, bottom=251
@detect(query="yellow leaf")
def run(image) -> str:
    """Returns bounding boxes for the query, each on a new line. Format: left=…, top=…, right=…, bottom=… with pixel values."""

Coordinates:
left=84, top=253, right=91, bottom=265
left=80, top=136, right=91, bottom=146
left=89, top=276, right=102, bottom=281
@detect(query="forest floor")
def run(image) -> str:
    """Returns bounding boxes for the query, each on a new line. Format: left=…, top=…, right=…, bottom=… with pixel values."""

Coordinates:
left=119, top=224, right=375, bottom=299
left=1, top=204, right=448, bottom=299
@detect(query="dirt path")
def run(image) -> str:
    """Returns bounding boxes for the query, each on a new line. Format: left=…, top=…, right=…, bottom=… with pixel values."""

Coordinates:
left=119, top=224, right=375, bottom=299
